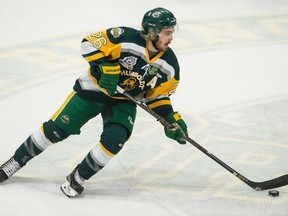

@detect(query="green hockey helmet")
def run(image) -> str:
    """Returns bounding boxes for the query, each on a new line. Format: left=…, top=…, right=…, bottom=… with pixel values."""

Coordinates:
left=141, top=7, right=177, bottom=40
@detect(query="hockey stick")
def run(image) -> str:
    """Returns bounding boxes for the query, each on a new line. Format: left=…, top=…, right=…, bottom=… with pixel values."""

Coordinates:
left=116, top=85, right=288, bottom=190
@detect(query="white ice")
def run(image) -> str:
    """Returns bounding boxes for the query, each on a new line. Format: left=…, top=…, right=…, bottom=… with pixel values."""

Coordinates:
left=0, top=0, right=288, bottom=215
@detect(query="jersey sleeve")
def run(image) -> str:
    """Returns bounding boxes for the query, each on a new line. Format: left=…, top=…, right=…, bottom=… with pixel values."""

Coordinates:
left=81, top=29, right=122, bottom=67
left=144, top=76, right=179, bottom=117
left=144, top=50, right=180, bottom=117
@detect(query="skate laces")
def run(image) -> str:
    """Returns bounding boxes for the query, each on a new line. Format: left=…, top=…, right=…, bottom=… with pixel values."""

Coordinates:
left=1, top=157, right=21, bottom=177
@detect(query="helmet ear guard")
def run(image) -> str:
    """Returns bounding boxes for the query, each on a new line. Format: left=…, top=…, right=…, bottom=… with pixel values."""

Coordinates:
left=140, top=27, right=159, bottom=41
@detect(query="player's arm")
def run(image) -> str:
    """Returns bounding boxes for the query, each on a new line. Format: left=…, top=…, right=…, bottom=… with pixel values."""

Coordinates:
left=81, top=30, right=122, bottom=95
left=81, top=30, right=121, bottom=66
left=145, top=77, right=179, bottom=116
left=145, top=78, right=188, bottom=144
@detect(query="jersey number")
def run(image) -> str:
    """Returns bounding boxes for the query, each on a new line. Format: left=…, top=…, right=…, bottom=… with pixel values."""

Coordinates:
left=88, top=31, right=107, bottom=49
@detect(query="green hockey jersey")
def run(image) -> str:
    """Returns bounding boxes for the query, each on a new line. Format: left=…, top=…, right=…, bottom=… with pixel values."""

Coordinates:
left=74, top=26, right=180, bottom=117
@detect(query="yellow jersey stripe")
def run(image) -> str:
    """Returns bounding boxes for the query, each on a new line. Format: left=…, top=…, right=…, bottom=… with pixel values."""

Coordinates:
left=147, top=99, right=171, bottom=110
left=145, top=47, right=164, bottom=63
left=84, top=52, right=106, bottom=62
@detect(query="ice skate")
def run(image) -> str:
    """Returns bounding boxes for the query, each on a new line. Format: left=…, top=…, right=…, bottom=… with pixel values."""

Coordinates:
left=60, top=166, right=84, bottom=198
left=0, top=157, right=21, bottom=183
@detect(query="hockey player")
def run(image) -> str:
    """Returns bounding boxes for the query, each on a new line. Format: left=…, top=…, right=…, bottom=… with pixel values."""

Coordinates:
left=0, top=7, right=188, bottom=197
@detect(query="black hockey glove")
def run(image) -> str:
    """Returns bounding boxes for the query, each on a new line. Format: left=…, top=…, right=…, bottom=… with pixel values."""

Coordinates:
left=98, top=62, right=121, bottom=95
left=163, top=112, right=188, bottom=144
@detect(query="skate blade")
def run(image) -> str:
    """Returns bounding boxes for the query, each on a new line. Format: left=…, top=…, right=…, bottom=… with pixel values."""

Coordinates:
left=60, top=180, right=79, bottom=198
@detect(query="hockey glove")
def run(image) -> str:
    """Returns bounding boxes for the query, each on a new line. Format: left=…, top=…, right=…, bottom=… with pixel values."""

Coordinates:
left=98, top=62, right=121, bottom=95
left=163, top=112, right=188, bottom=144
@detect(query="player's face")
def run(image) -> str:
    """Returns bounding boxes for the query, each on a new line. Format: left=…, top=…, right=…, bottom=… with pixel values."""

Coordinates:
left=155, top=27, right=175, bottom=52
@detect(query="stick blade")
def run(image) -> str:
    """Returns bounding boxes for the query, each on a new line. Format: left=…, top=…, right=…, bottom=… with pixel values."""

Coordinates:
left=248, top=174, right=288, bottom=191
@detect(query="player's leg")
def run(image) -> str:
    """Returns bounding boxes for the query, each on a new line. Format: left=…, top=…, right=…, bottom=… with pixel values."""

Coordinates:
left=61, top=101, right=137, bottom=197
left=0, top=91, right=102, bottom=182
left=0, top=120, right=70, bottom=182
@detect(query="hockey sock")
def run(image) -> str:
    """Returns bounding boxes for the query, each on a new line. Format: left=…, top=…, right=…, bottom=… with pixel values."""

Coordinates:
left=77, top=123, right=128, bottom=180
left=14, top=128, right=51, bottom=167
left=77, top=152, right=104, bottom=180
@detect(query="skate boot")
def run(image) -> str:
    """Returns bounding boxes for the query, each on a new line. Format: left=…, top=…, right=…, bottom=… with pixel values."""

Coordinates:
left=60, top=166, right=84, bottom=198
left=0, top=157, right=22, bottom=183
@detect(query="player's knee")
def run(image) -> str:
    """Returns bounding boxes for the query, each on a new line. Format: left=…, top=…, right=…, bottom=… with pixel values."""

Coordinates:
left=42, top=120, right=70, bottom=143
left=100, top=123, right=128, bottom=155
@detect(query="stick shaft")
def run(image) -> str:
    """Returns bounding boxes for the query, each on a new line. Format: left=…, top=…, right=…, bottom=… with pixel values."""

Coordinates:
left=117, top=86, right=288, bottom=190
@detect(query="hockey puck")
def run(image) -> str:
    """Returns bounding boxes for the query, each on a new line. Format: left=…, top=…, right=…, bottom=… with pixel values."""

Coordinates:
left=268, top=190, right=279, bottom=197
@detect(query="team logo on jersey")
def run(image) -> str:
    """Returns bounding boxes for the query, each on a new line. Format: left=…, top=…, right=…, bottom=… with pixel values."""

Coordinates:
left=149, top=66, right=158, bottom=75
left=110, top=27, right=124, bottom=38
left=119, top=56, right=137, bottom=70
left=120, top=78, right=137, bottom=91
left=141, top=64, right=159, bottom=77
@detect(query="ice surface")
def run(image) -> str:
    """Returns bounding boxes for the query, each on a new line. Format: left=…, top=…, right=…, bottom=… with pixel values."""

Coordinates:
left=0, top=0, right=288, bottom=215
